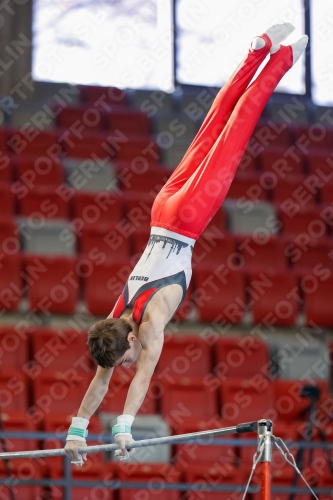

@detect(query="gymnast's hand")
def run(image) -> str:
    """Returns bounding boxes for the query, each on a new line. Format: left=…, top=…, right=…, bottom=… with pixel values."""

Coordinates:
left=114, top=433, right=135, bottom=460
left=64, top=440, right=87, bottom=466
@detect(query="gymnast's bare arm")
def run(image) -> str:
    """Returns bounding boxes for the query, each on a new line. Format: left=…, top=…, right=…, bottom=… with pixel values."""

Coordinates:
left=113, top=315, right=164, bottom=457
left=64, top=365, right=113, bottom=462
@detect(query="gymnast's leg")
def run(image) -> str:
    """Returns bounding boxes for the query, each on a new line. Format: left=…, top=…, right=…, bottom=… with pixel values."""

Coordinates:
left=151, top=34, right=308, bottom=239
left=161, top=23, right=295, bottom=187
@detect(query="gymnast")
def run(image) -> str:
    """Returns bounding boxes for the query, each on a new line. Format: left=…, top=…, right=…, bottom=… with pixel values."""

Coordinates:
left=65, top=24, right=308, bottom=464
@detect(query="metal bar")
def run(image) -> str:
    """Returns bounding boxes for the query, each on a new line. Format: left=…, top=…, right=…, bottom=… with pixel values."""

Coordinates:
left=0, top=432, right=331, bottom=449
left=0, top=425, right=237, bottom=460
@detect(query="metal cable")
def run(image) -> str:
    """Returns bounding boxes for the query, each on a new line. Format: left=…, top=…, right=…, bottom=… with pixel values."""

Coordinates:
left=273, top=435, right=319, bottom=500
left=241, top=435, right=265, bottom=500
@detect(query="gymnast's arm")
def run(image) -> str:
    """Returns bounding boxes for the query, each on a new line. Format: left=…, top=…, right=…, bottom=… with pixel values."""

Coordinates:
left=64, top=365, right=113, bottom=462
left=114, top=320, right=164, bottom=457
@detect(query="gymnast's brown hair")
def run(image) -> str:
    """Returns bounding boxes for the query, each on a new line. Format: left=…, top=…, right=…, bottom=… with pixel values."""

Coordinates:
left=87, top=318, right=132, bottom=368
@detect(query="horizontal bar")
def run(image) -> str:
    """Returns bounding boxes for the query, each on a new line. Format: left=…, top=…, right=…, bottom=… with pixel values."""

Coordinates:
left=0, top=424, right=239, bottom=459
left=1, top=431, right=332, bottom=449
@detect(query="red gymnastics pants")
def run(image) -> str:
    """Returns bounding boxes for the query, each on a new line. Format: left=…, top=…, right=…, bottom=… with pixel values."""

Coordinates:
left=150, top=34, right=293, bottom=240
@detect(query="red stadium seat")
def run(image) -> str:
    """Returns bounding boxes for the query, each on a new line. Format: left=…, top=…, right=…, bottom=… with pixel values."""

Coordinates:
left=0, top=154, right=12, bottom=183
left=238, top=236, right=288, bottom=271
left=308, top=153, right=333, bottom=177
left=0, top=411, right=37, bottom=453
left=0, top=369, right=29, bottom=412
left=292, top=124, right=333, bottom=152
left=279, top=206, right=327, bottom=237
left=85, top=258, right=132, bottom=316
left=73, top=191, right=123, bottom=227
left=260, top=148, right=305, bottom=175
left=288, top=238, right=333, bottom=271
left=0, top=254, right=22, bottom=311
left=116, top=137, right=160, bottom=161
left=14, top=155, right=64, bottom=188
left=193, top=267, right=246, bottom=323
left=184, top=465, right=248, bottom=500
left=0, top=128, right=8, bottom=152
left=122, top=192, right=154, bottom=235
left=117, top=164, right=170, bottom=193
left=29, top=327, right=91, bottom=374
left=248, top=269, right=299, bottom=326
left=254, top=123, right=291, bottom=149
left=219, top=378, right=274, bottom=423
left=131, top=227, right=151, bottom=255
left=214, top=336, right=270, bottom=380
left=160, top=377, right=219, bottom=423
left=25, top=255, right=79, bottom=314
left=7, top=129, right=60, bottom=156
left=321, top=180, right=333, bottom=204
left=80, top=85, right=128, bottom=106
left=227, top=172, right=267, bottom=201
left=107, top=110, right=151, bottom=136
left=238, top=149, right=258, bottom=172
left=50, top=463, right=113, bottom=500
left=116, top=463, right=181, bottom=500
left=100, top=366, right=156, bottom=414
left=0, top=326, right=29, bottom=369
left=80, top=223, right=131, bottom=260
left=202, top=207, right=226, bottom=234
left=19, top=187, right=69, bottom=219
left=272, top=379, right=329, bottom=422
left=192, top=234, right=236, bottom=268
left=33, top=371, right=93, bottom=415
left=0, top=183, right=15, bottom=217
left=60, top=131, right=110, bottom=160
left=156, top=335, right=211, bottom=378
left=0, top=217, right=19, bottom=254
left=0, top=459, right=44, bottom=500
left=56, top=104, right=104, bottom=130
left=174, top=419, right=237, bottom=467
left=272, top=175, right=318, bottom=208
left=304, top=276, right=333, bottom=327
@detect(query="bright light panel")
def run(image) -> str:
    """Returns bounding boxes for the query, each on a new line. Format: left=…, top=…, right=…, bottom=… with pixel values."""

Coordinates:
left=176, top=0, right=305, bottom=94
left=32, top=0, right=174, bottom=92
left=311, top=1, right=333, bottom=105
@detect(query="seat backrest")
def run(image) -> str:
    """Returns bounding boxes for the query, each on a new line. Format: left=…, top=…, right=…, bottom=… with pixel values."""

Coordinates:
left=20, top=220, right=76, bottom=255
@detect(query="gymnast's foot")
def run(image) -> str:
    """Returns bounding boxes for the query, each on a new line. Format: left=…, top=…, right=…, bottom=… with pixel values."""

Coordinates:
left=251, top=22, right=295, bottom=50
left=290, top=35, right=309, bottom=65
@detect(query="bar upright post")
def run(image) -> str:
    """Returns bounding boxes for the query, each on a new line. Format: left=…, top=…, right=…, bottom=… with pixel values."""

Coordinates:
left=258, top=420, right=272, bottom=500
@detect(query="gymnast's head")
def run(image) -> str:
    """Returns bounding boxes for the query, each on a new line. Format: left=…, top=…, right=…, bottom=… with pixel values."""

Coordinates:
left=87, top=318, right=142, bottom=368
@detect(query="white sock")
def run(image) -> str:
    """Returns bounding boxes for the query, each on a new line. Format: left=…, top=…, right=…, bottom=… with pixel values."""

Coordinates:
left=265, top=22, right=295, bottom=46
left=252, top=37, right=266, bottom=50
left=251, top=23, right=295, bottom=52
left=291, top=35, right=309, bottom=65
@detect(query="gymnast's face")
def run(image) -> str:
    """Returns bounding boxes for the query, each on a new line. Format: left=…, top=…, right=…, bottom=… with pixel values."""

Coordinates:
left=116, top=333, right=142, bottom=368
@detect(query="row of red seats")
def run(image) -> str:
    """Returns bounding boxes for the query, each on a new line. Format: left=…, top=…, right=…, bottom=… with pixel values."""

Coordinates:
left=1, top=145, right=332, bottom=188
left=1, top=254, right=332, bottom=325
left=2, top=209, right=333, bottom=266
left=0, top=171, right=333, bottom=218
left=0, top=328, right=271, bottom=378
left=229, top=171, right=333, bottom=206
left=0, top=128, right=159, bottom=161
left=0, top=361, right=329, bottom=422
left=240, top=146, right=333, bottom=174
